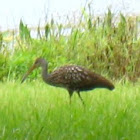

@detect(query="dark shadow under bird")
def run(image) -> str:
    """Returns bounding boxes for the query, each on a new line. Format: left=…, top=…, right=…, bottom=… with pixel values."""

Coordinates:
left=21, top=58, right=115, bottom=105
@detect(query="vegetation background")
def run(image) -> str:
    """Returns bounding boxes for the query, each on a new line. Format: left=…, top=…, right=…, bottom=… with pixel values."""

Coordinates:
left=0, top=7, right=140, bottom=140
left=0, top=9, right=140, bottom=82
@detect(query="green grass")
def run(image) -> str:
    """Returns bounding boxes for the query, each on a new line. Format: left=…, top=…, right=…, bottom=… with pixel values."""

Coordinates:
left=0, top=81, right=139, bottom=140
left=0, top=7, right=139, bottom=140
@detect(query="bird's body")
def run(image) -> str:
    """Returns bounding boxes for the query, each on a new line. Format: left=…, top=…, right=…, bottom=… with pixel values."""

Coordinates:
left=45, top=65, right=114, bottom=91
left=22, top=58, right=115, bottom=105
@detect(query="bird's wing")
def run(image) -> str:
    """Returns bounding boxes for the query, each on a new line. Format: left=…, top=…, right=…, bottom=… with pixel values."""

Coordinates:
left=47, top=65, right=114, bottom=90
left=54, top=65, right=97, bottom=88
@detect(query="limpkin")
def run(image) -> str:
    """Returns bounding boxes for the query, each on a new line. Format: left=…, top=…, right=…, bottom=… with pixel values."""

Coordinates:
left=21, top=58, right=115, bottom=105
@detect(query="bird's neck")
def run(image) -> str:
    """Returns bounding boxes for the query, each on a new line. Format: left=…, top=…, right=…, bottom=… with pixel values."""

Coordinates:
left=41, top=63, right=50, bottom=83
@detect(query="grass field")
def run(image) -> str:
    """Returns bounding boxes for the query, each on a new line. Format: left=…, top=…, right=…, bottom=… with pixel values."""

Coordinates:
left=0, top=81, right=139, bottom=140
left=0, top=7, right=140, bottom=140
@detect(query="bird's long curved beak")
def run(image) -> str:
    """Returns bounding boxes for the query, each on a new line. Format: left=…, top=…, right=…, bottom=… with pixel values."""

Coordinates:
left=21, top=64, right=36, bottom=83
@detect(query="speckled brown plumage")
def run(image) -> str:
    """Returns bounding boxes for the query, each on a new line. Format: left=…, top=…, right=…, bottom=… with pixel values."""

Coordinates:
left=21, top=58, right=115, bottom=105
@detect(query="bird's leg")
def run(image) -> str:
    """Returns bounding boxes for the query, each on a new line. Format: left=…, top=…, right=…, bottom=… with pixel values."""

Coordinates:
left=77, top=91, right=85, bottom=106
left=68, top=89, right=73, bottom=104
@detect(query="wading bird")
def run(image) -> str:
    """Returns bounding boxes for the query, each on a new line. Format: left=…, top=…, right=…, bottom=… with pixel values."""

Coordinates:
left=21, top=58, right=115, bottom=105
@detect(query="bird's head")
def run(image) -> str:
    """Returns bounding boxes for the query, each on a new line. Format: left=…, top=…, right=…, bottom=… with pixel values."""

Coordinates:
left=21, top=57, right=47, bottom=83
left=33, top=57, right=47, bottom=68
